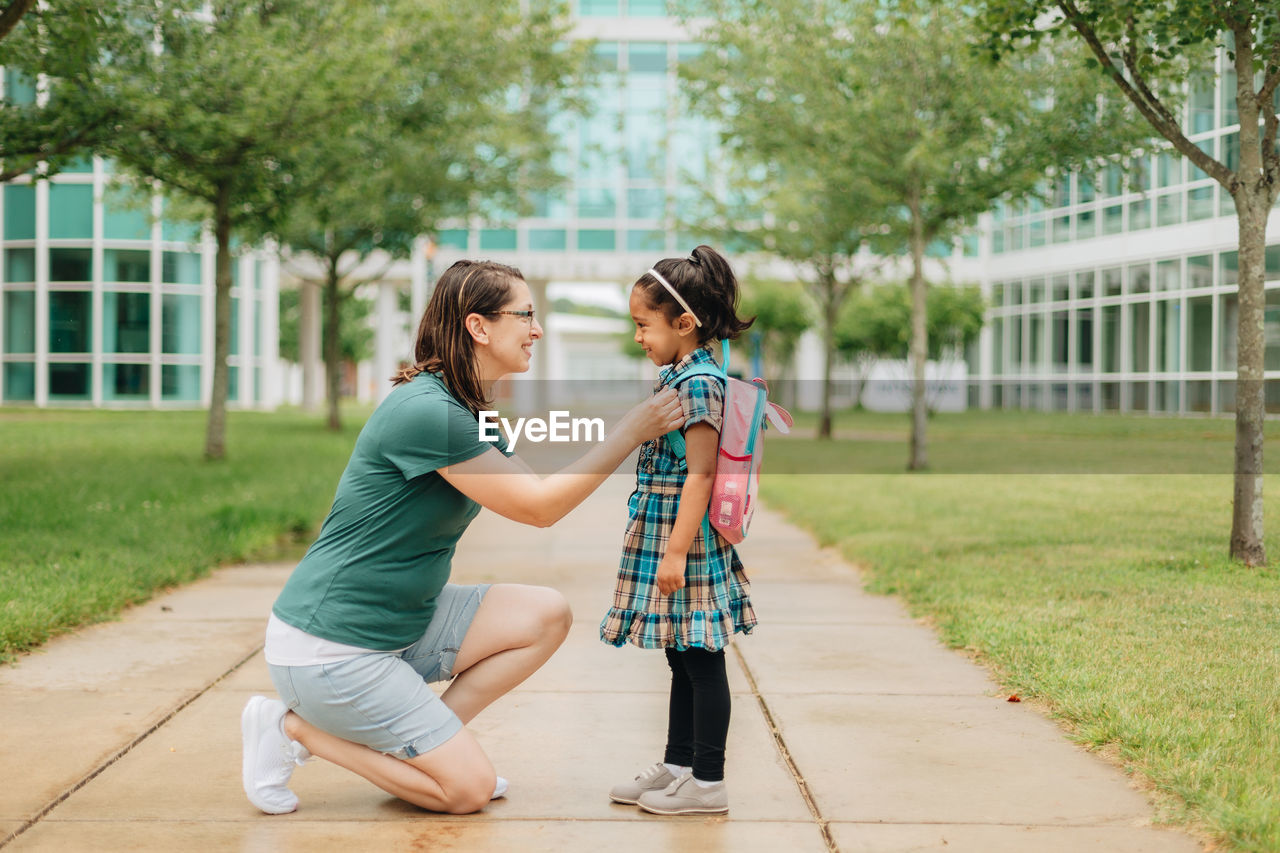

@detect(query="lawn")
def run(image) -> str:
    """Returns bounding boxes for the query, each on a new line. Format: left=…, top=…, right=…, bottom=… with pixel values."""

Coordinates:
left=0, top=408, right=362, bottom=662
left=762, top=409, right=1280, bottom=852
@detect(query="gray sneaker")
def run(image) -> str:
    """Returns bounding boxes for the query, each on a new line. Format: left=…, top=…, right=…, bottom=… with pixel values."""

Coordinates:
left=637, top=772, right=729, bottom=815
left=609, top=763, right=677, bottom=805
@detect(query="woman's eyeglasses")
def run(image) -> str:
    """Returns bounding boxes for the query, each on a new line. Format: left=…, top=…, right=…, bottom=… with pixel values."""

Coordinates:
left=488, top=309, right=536, bottom=324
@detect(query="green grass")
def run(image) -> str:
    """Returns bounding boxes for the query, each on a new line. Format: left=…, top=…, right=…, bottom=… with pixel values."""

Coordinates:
left=761, top=411, right=1280, bottom=851
left=0, top=408, right=365, bottom=662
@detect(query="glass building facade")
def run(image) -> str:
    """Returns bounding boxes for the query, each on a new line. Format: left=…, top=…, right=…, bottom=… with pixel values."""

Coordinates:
left=0, top=71, right=279, bottom=408
left=971, top=51, right=1280, bottom=415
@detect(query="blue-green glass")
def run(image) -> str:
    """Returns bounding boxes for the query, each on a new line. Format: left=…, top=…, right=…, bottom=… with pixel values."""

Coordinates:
left=50, top=248, right=92, bottom=282
left=4, top=290, right=35, bottom=353
left=104, top=199, right=150, bottom=240
left=49, top=291, right=91, bottom=352
left=627, top=0, right=666, bottom=15
left=479, top=229, right=517, bottom=250
left=4, top=70, right=36, bottom=104
left=102, top=363, right=149, bottom=400
left=4, top=185, right=36, bottom=240
left=162, top=294, right=201, bottom=354
left=228, top=365, right=239, bottom=402
left=529, top=229, right=567, bottom=251
left=578, top=229, right=616, bottom=251
left=162, top=251, right=201, bottom=284
left=103, top=291, right=150, bottom=353
left=230, top=296, right=240, bottom=355
left=578, top=188, right=617, bottom=218
left=48, top=363, right=90, bottom=399
left=161, top=364, right=201, bottom=401
left=105, top=249, right=150, bottom=282
left=49, top=184, right=94, bottom=239
left=436, top=229, right=468, bottom=249
left=3, top=362, right=35, bottom=400
left=161, top=218, right=202, bottom=244
left=626, top=229, right=664, bottom=252
left=627, top=188, right=664, bottom=220
left=579, top=0, right=619, bottom=16
left=5, top=247, right=35, bottom=282
left=1188, top=186, right=1215, bottom=220
left=628, top=43, right=667, bottom=73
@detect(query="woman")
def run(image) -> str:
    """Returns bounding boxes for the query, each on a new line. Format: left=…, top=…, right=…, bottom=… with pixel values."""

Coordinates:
left=242, top=260, right=684, bottom=816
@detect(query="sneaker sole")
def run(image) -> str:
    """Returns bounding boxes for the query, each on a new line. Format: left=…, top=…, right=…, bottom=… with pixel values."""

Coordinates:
left=637, top=802, right=729, bottom=816
left=609, top=794, right=641, bottom=805
left=241, top=697, right=297, bottom=815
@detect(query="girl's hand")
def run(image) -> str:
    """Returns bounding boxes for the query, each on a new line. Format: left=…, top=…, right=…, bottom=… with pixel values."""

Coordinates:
left=622, top=387, right=685, bottom=444
left=656, top=553, right=687, bottom=596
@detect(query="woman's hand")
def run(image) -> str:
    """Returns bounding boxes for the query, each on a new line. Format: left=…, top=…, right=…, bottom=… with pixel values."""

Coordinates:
left=656, top=552, right=687, bottom=596
left=620, top=387, right=685, bottom=444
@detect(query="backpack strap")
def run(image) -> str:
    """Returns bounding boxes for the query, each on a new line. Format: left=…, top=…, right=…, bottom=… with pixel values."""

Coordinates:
left=658, top=345, right=728, bottom=461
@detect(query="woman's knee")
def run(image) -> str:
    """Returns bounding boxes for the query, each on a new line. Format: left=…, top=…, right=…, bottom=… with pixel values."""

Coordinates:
left=441, top=770, right=497, bottom=814
left=537, top=586, right=573, bottom=638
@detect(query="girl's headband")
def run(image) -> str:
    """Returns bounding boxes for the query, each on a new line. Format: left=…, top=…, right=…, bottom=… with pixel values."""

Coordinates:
left=646, top=268, right=702, bottom=327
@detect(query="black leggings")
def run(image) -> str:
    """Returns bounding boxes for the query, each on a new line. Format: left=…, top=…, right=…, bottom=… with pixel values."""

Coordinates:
left=663, top=647, right=731, bottom=782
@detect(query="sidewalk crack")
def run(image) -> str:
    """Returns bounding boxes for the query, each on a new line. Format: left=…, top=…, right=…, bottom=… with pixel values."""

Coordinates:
left=732, top=645, right=839, bottom=853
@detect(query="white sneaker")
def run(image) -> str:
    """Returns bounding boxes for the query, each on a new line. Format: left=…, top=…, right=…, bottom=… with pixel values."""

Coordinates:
left=492, top=776, right=509, bottom=800
left=241, top=695, right=309, bottom=814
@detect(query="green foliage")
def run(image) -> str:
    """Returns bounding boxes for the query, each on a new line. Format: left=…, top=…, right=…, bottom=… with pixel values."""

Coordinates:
left=0, top=1, right=144, bottom=181
left=0, top=408, right=363, bottom=661
left=277, top=286, right=374, bottom=366
left=837, top=283, right=986, bottom=362
left=738, top=277, right=812, bottom=373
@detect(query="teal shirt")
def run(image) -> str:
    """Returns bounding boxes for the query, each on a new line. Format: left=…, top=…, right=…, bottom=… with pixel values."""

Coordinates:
left=273, top=372, right=506, bottom=649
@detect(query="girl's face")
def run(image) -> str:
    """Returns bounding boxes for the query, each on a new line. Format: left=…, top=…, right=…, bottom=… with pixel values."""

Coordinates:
left=477, top=278, right=543, bottom=381
left=629, top=285, right=697, bottom=366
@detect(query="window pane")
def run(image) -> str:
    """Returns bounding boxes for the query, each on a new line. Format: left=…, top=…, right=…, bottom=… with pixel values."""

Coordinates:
left=50, top=248, right=92, bottom=282
left=48, top=363, right=90, bottom=399
left=49, top=291, right=91, bottom=352
left=4, top=69, right=37, bottom=104
left=1188, top=254, right=1213, bottom=288
left=5, top=247, right=35, bottom=282
left=1157, top=259, right=1180, bottom=291
left=3, top=362, right=35, bottom=401
left=478, top=229, right=517, bottom=250
left=1103, top=204, right=1123, bottom=234
left=1220, top=293, right=1238, bottom=371
left=1157, top=300, right=1181, bottom=372
left=162, top=251, right=201, bottom=284
left=435, top=229, right=467, bottom=250
left=1129, top=198, right=1151, bottom=230
left=1157, top=193, right=1183, bottom=226
left=628, top=0, right=666, bottom=15
left=629, top=43, right=667, bottom=73
left=162, top=294, right=202, bottom=354
left=1103, top=267, right=1123, bottom=297
left=102, top=363, right=149, bottom=400
left=1130, top=302, right=1150, bottom=371
left=578, top=229, right=616, bottom=251
left=103, top=291, right=150, bottom=353
left=104, top=248, right=150, bottom=283
left=4, top=185, right=36, bottom=240
left=49, top=184, right=94, bottom=239
left=1102, top=305, right=1120, bottom=372
left=1128, top=264, right=1150, bottom=294
left=4, top=290, right=35, bottom=353
left=104, top=198, right=151, bottom=240
left=1189, top=295, right=1213, bottom=371
left=578, top=188, right=617, bottom=218
left=1076, top=308, right=1094, bottom=368
left=627, top=229, right=664, bottom=251
left=528, top=229, right=567, bottom=251
left=161, top=364, right=201, bottom=401
left=627, top=187, right=664, bottom=219
left=1221, top=251, right=1238, bottom=288
left=1189, top=186, right=1215, bottom=220
left=1076, top=209, right=1096, bottom=239
left=1076, top=271, right=1095, bottom=300
left=578, top=0, right=619, bottom=14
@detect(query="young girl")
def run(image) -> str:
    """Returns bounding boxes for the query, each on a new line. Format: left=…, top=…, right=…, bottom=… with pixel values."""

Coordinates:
left=600, top=245, right=755, bottom=816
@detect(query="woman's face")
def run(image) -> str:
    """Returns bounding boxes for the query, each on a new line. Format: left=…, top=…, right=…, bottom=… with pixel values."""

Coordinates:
left=480, top=278, right=543, bottom=380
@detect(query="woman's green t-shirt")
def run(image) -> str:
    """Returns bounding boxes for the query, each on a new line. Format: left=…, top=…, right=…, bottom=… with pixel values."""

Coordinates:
left=272, top=372, right=505, bottom=649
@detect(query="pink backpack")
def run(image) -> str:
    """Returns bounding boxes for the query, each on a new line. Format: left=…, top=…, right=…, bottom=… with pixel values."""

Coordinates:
left=665, top=339, right=793, bottom=544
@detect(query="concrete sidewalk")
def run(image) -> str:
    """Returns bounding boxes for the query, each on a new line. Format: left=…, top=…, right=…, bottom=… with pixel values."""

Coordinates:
left=1, top=478, right=1203, bottom=852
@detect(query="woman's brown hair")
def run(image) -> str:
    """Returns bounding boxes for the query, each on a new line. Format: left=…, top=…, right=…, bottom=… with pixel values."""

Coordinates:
left=391, top=259, right=524, bottom=414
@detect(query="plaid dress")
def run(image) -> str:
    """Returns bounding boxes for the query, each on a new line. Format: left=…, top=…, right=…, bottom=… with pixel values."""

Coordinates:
left=599, top=345, right=757, bottom=652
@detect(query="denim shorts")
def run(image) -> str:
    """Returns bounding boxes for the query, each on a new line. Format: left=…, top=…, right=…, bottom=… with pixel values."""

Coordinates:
left=268, top=583, right=489, bottom=759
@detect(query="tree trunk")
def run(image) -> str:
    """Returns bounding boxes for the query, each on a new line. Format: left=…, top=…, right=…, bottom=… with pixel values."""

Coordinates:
left=1228, top=36, right=1267, bottom=566
left=324, top=245, right=343, bottom=432
left=204, top=190, right=232, bottom=461
left=907, top=197, right=929, bottom=471
left=818, top=265, right=838, bottom=440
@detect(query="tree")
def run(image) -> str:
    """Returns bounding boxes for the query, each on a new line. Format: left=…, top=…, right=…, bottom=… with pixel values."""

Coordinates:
left=678, top=35, right=890, bottom=437
left=103, top=0, right=400, bottom=459
left=277, top=285, right=373, bottom=368
left=976, top=4, right=1275, bottom=564
left=836, top=281, right=985, bottom=410
left=738, top=277, right=812, bottom=407
left=0, top=1, right=140, bottom=182
left=276, top=0, right=585, bottom=430
left=683, top=0, right=1143, bottom=458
